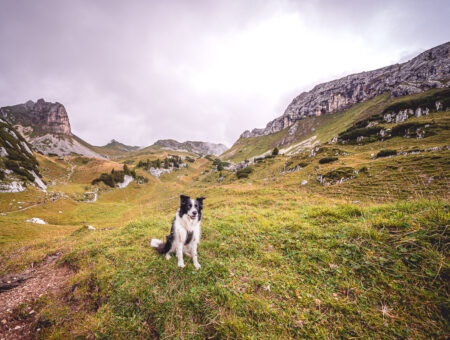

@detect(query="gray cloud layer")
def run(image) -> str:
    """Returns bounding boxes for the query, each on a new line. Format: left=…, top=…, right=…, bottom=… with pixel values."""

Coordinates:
left=0, top=0, right=449, bottom=147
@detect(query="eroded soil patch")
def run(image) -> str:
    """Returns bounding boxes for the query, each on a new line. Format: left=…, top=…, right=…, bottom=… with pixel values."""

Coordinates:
left=0, top=254, right=72, bottom=339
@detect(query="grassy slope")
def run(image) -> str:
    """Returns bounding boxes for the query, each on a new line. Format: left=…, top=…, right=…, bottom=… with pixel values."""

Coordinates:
left=222, top=93, right=391, bottom=163
left=1, top=187, right=447, bottom=339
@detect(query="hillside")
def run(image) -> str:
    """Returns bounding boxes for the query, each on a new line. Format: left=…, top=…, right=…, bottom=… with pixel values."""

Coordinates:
left=224, top=87, right=449, bottom=163
left=233, top=42, right=449, bottom=161
left=91, top=139, right=141, bottom=159
left=0, top=118, right=46, bottom=192
left=0, top=142, right=448, bottom=338
left=0, top=99, right=104, bottom=158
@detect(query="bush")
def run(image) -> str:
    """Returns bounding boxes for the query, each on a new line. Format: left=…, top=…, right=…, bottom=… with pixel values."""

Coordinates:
left=319, top=157, right=338, bottom=164
left=272, top=147, right=279, bottom=156
left=338, top=126, right=382, bottom=143
left=391, top=122, right=426, bottom=137
left=236, top=167, right=253, bottom=179
left=298, top=162, right=309, bottom=168
left=376, top=149, right=397, bottom=158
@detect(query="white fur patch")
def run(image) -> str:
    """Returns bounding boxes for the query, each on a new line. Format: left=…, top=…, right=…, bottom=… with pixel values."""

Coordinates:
left=150, top=238, right=163, bottom=248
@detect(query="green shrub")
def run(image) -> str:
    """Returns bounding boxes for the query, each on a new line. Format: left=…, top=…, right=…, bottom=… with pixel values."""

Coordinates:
left=391, top=122, right=426, bottom=137
left=319, top=157, right=338, bottom=164
left=236, top=167, right=253, bottom=179
left=376, top=149, right=397, bottom=158
left=298, top=162, right=309, bottom=168
left=272, top=147, right=279, bottom=156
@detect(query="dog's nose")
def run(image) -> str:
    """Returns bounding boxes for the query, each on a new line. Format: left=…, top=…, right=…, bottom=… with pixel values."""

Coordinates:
left=192, top=211, right=197, bottom=216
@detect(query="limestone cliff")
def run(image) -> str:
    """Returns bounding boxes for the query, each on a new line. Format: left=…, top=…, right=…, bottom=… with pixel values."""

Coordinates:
left=241, top=42, right=449, bottom=138
left=0, top=99, right=103, bottom=158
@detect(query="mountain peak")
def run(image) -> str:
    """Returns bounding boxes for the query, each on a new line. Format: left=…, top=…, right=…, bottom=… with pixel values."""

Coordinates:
left=240, top=41, right=450, bottom=138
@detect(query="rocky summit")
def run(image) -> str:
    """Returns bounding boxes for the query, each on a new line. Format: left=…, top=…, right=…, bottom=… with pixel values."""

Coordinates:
left=0, top=99, right=103, bottom=158
left=0, top=99, right=71, bottom=136
left=241, top=41, right=450, bottom=138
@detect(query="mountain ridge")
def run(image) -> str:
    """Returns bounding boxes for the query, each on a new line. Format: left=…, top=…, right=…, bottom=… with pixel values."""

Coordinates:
left=240, top=41, right=450, bottom=139
left=153, top=139, right=228, bottom=156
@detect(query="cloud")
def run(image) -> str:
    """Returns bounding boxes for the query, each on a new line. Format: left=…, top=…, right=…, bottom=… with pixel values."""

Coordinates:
left=0, top=0, right=448, bottom=147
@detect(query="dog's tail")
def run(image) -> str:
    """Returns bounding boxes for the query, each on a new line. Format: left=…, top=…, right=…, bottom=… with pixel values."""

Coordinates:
left=150, top=238, right=163, bottom=248
left=150, top=237, right=172, bottom=254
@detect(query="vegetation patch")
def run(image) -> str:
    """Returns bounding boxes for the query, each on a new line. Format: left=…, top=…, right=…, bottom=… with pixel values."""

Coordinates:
left=236, top=167, right=253, bottom=179
left=376, top=149, right=397, bottom=158
left=319, top=156, right=338, bottom=164
left=383, top=87, right=450, bottom=114
left=319, top=166, right=356, bottom=185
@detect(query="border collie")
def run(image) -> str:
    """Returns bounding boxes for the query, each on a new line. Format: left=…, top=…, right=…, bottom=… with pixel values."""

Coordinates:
left=150, top=195, right=205, bottom=269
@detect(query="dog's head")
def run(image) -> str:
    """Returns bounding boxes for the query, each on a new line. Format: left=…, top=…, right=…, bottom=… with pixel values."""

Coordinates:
left=179, top=194, right=205, bottom=221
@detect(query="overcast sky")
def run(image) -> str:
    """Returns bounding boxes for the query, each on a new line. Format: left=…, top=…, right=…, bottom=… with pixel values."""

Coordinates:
left=0, top=0, right=448, bottom=147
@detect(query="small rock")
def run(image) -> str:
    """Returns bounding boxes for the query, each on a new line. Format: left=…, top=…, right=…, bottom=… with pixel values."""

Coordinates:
left=14, top=325, right=21, bottom=330
left=58, top=211, right=62, bottom=214
left=1, top=319, right=6, bottom=324
left=87, top=225, right=96, bottom=230
left=294, top=320, right=304, bottom=327
left=301, top=180, right=308, bottom=185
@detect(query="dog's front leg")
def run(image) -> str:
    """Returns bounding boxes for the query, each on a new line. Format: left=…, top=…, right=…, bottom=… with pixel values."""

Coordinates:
left=192, top=242, right=201, bottom=270
left=176, top=243, right=185, bottom=268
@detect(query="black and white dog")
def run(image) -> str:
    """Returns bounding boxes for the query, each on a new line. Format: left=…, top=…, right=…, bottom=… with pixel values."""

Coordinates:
left=150, top=195, right=205, bottom=269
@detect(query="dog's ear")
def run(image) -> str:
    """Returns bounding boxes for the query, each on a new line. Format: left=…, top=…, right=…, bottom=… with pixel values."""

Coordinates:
left=180, top=194, right=190, bottom=203
left=196, top=197, right=206, bottom=206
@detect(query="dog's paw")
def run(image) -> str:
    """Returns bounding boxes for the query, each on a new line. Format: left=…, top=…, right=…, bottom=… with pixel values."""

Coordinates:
left=194, top=263, right=201, bottom=270
left=165, top=253, right=171, bottom=260
left=177, top=262, right=185, bottom=268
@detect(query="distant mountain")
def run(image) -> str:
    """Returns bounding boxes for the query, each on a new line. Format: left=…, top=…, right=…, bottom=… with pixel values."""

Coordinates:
left=240, top=42, right=449, bottom=139
left=90, top=139, right=141, bottom=159
left=0, top=99, right=104, bottom=158
left=0, top=117, right=46, bottom=192
left=153, top=139, right=228, bottom=156
left=102, top=139, right=140, bottom=152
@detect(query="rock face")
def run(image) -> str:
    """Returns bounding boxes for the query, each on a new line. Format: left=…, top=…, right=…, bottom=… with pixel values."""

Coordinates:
left=0, top=99, right=104, bottom=158
left=241, top=42, right=450, bottom=138
left=1, top=99, right=71, bottom=135
left=154, top=139, right=228, bottom=156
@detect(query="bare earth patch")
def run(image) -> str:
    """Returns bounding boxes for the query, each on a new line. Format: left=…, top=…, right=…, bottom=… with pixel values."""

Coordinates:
left=0, top=254, right=73, bottom=339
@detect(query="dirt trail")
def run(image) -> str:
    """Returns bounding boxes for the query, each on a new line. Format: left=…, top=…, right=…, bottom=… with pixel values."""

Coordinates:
left=0, top=254, right=73, bottom=339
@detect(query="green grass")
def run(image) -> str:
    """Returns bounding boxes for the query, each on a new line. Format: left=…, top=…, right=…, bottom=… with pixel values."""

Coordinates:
left=14, top=188, right=448, bottom=339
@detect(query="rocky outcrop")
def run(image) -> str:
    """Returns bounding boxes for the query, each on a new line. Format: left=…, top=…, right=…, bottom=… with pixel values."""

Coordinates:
left=1, top=99, right=71, bottom=135
left=241, top=42, right=450, bottom=138
left=154, top=139, right=228, bottom=156
left=0, top=99, right=104, bottom=158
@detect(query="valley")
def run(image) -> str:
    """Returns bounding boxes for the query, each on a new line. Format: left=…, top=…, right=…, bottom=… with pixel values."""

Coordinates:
left=0, top=43, right=448, bottom=339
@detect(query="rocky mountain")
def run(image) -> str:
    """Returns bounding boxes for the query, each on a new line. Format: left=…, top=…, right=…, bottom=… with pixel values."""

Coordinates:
left=0, top=99, right=103, bottom=158
left=240, top=42, right=450, bottom=139
left=0, top=117, right=46, bottom=192
left=153, top=139, right=228, bottom=156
